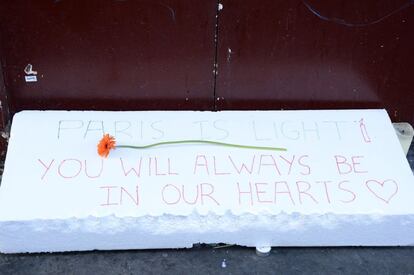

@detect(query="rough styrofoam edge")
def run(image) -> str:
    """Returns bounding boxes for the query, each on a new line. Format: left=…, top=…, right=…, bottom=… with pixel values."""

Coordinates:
left=1, top=212, right=414, bottom=253
left=1, top=208, right=412, bottom=223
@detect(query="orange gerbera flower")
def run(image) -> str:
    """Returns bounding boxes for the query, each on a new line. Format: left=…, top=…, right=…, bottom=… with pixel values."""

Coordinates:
left=97, top=134, right=116, bottom=158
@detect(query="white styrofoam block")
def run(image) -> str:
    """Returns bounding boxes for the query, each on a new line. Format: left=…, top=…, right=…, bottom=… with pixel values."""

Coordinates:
left=0, top=110, right=414, bottom=253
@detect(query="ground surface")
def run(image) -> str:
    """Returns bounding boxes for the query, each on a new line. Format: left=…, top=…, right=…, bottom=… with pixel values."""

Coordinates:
left=0, top=142, right=413, bottom=275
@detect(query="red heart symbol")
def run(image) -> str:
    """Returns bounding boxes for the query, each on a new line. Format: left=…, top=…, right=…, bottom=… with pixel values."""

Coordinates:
left=365, top=179, right=398, bottom=203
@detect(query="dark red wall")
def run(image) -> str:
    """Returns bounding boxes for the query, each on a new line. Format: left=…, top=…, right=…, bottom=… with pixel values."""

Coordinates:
left=1, top=0, right=413, bottom=125
left=216, top=0, right=414, bottom=123
left=0, top=0, right=216, bottom=112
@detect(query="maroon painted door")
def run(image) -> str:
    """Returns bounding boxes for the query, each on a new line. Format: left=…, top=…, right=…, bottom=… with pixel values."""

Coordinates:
left=216, top=0, right=414, bottom=123
left=1, top=0, right=414, bottom=125
left=0, top=0, right=217, bottom=113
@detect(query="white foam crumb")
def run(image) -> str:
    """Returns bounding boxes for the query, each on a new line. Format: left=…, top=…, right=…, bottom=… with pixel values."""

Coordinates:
left=218, top=3, right=223, bottom=11
left=221, top=259, right=227, bottom=268
left=256, top=246, right=271, bottom=257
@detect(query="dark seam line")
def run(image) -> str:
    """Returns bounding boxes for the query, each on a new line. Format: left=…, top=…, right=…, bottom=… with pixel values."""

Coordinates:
left=213, top=0, right=220, bottom=111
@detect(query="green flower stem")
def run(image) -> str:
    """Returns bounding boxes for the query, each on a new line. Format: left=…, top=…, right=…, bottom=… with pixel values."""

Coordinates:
left=116, top=140, right=287, bottom=151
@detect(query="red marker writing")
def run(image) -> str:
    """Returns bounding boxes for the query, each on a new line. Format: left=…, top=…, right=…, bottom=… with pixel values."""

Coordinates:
left=359, top=118, right=371, bottom=143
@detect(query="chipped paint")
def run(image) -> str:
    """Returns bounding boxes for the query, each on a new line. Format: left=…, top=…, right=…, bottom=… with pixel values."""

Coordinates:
left=227, top=48, right=232, bottom=62
left=0, top=131, right=9, bottom=139
left=24, top=64, right=37, bottom=75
